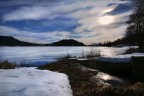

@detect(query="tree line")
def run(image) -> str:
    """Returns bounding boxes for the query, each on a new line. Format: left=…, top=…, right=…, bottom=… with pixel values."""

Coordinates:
left=126, top=0, right=144, bottom=49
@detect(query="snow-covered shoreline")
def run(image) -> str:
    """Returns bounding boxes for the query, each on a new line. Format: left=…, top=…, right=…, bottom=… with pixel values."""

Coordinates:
left=0, top=68, right=72, bottom=96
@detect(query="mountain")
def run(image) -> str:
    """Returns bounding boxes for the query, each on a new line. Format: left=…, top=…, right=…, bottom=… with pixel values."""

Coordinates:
left=50, top=39, right=85, bottom=46
left=0, top=35, right=43, bottom=46
left=0, top=36, right=85, bottom=46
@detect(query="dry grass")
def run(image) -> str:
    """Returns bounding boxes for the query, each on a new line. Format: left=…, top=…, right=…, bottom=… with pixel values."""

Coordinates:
left=38, top=59, right=144, bottom=96
left=80, top=49, right=101, bottom=58
left=60, top=49, right=102, bottom=60
left=38, top=59, right=98, bottom=96
left=80, top=60, right=132, bottom=77
left=0, top=61, right=16, bottom=69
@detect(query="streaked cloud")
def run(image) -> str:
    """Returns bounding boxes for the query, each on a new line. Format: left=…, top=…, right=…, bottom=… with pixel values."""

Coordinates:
left=0, top=0, right=132, bottom=44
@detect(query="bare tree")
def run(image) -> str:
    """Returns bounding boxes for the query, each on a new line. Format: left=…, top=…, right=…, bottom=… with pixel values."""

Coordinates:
left=126, top=0, right=144, bottom=49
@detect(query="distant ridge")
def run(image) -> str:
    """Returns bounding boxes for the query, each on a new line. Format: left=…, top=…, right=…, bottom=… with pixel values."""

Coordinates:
left=52, top=39, right=85, bottom=46
left=0, top=35, right=42, bottom=46
left=0, top=35, right=85, bottom=46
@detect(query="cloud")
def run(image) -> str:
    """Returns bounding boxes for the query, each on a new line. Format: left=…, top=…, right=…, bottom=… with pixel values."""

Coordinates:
left=0, top=25, right=71, bottom=44
left=0, top=0, right=71, bottom=6
left=106, top=3, right=132, bottom=15
left=3, top=0, right=98, bottom=21
left=77, top=25, right=127, bottom=44
left=0, top=0, right=133, bottom=44
left=1, top=17, right=78, bottom=32
left=3, top=6, right=56, bottom=21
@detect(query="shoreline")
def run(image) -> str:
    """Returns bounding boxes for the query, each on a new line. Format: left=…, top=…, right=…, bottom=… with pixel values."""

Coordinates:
left=37, top=58, right=144, bottom=96
left=1, top=58, right=144, bottom=96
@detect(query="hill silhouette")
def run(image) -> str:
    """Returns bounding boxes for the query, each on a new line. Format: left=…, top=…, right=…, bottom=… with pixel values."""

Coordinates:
left=52, top=39, right=85, bottom=46
left=0, top=36, right=85, bottom=46
left=0, top=35, right=43, bottom=46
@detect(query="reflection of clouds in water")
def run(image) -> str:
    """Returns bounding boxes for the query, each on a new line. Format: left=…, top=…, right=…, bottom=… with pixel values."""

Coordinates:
left=94, top=72, right=125, bottom=86
left=95, top=72, right=111, bottom=81
left=99, top=47, right=130, bottom=56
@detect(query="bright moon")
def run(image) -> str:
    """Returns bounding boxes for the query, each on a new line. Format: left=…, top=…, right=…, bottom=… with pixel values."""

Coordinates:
left=99, top=15, right=114, bottom=25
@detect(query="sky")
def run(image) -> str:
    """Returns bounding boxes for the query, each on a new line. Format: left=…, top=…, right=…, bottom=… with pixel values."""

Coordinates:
left=0, top=0, right=133, bottom=44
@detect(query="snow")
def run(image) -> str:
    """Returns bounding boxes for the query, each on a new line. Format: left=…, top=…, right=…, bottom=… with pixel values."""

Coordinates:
left=0, top=46, right=132, bottom=66
left=96, top=53, right=144, bottom=63
left=0, top=68, right=72, bottom=96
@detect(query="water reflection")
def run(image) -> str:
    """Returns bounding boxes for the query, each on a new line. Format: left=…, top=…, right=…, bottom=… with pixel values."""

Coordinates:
left=93, top=72, right=128, bottom=86
left=102, top=75, right=110, bottom=81
left=99, top=47, right=129, bottom=56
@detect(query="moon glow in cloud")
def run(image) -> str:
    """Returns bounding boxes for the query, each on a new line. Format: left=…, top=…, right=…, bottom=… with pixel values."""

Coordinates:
left=99, top=15, right=114, bottom=25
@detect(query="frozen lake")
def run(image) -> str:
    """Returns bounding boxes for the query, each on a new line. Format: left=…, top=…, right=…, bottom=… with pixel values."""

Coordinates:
left=0, top=46, right=131, bottom=66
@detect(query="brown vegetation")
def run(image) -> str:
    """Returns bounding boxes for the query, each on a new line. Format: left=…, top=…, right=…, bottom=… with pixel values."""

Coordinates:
left=0, top=61, right=16, bottom=69
left=38, top=58, right=144, bottom=96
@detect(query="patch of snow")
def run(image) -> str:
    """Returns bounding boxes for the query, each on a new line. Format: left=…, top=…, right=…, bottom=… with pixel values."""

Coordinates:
left=96, top=53, right=144, bottom=63
left=0, top=68, right=72, bottom=96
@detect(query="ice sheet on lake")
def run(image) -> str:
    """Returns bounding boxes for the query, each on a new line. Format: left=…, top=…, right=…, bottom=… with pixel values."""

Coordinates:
left=0, top=46, right=132, bottom=65
left=0, top=68, right=72, bottom=96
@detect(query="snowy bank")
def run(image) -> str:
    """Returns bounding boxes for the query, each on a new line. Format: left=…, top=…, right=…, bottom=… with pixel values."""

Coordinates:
left=96, top=53, right=144, bottom=63
left=0, top=68, right=72, bottom=96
